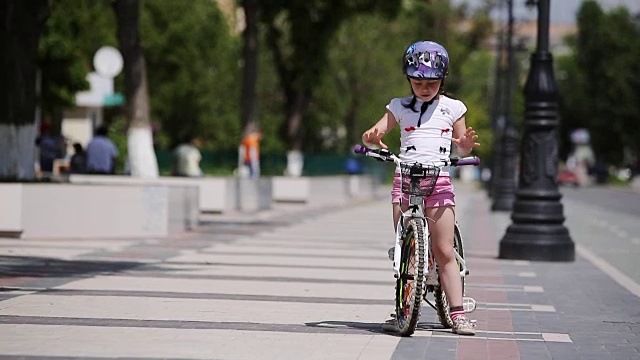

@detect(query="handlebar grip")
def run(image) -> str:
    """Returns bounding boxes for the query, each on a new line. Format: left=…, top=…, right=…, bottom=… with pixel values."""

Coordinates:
left=455, top=157, right=481, bottom=166
left=353, top=144, right=370, bottom=154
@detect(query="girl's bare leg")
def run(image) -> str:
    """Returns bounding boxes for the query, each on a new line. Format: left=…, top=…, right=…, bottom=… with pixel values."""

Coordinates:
left=425, top=205, right=462, bottom=307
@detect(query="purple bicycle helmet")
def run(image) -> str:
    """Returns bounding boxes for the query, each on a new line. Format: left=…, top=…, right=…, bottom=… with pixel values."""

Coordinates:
left=403, top=41, right=449, bottom=79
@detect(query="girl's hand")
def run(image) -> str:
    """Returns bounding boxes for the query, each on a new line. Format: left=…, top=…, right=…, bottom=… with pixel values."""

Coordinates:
left=362, top=128, right=388, bottom=149
left=452, top=127, right=480, bottom=152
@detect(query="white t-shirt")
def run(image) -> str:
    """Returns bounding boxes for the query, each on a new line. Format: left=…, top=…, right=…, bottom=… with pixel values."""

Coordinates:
left=386, top=95, right=467, bottom=176
left=174, top=144, right=202, bottom=177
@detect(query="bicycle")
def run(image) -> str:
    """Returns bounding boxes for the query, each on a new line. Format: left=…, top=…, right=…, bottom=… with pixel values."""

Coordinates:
left=353, top=144, right=479, bottom=336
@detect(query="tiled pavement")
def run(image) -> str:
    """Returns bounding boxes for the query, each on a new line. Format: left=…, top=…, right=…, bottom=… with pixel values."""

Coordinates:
left=1, top=182, right=639, bottom=359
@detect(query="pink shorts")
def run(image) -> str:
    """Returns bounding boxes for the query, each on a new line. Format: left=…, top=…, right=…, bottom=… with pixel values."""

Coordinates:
left=391, top=174, right=455, bottom=208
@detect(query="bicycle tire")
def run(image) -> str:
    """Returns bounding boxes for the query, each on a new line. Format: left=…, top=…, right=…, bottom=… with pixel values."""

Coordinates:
left=394, top=218, right=425, bottom=336
left=435, top=224, right=465, bottom=328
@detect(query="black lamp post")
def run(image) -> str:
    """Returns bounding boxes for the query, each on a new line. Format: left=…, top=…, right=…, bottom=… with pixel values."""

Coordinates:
left=491, top=0, right=518, bottom=211
left=487, top=1, right=506, bottom=199
left=498, top=0, right=575, bottom=261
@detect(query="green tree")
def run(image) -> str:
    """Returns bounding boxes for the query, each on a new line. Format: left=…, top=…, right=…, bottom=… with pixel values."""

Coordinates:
left=114, top=0, right=159, bottom=177
left=308, top=13, right=406, bottom=154
left=456, top=50, right=494, bottom=162
left=141, top=0, right=241, bottom=151
left=240, top=0, right=260, bottom=136
left=38, top=3, right=87, bottom=130
left=38, top=0, right=116, bottom=131
left=0, top=0, right=49, bottom=180
left=304, top=1, right=494, bottom=160
left=260, top=0, right=402, bottom=174
left=558, top=1, right=640, bottom=165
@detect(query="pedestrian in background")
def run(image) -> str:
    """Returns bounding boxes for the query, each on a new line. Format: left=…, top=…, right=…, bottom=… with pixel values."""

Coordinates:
left=86, top=125, right=118, bottom=175
left=36, top=120, right=66, bottom=174
left=239, top=126, right=262, bottom=178
left=172, top=137, right=203, bottom=177
left=69, top=143, right=87, bottom=174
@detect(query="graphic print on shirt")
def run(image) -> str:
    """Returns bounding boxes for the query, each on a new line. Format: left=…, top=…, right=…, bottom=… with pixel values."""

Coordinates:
left=387, top=96, right=467, bottom=176
left=440, top=107, right=452, bottom=116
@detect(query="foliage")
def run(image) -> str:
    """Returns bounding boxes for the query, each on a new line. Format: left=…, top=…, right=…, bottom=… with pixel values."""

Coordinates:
left=308, top=13, right=406, bottom=154
left=303, top=1, right=495, bottom=160
left=36, top=0, right=497, bottom=172
left=141, top=0, right=241, bottom=151
left=557, top=1, right=640, bottom=166
left=259, top=0, right=403, bottom=151
left=255, top=40, right=288, bottom=154
left=38, top=0, right=116, bottom=127
left=108, top=115, right=128, bottom=173
left=38, top=0, right=242, bottom=152
left=456, top=50, right=493, bottom=161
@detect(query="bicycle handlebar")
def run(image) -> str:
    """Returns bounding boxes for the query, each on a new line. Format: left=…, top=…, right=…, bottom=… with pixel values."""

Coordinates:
left=353, top=144, right=371, bottom=155
left=454, top=157, right=481, bottom=166
left=352, top=144, right=480, bottom=167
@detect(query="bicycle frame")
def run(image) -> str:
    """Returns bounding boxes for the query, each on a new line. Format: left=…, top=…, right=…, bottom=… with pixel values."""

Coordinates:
left=354, top=145, right=480, bottom=329
left=353, top=145, right=477, bottom=283
left=393, top=189, right=468, bottom=286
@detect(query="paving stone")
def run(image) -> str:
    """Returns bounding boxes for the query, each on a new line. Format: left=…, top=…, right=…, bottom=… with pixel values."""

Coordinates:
left=1, top=182, right=639, bottom=359
left=517, top=341, right=551, bottom=360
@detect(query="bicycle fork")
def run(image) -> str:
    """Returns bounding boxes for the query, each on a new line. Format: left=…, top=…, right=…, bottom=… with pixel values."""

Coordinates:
left=391, top=218, right=406, bottom=279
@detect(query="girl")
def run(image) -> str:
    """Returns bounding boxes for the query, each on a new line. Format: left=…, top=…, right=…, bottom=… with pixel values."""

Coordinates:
left=362, top=40, right=480, bottom=336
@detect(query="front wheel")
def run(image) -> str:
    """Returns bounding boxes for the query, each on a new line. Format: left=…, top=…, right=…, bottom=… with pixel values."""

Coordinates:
left=435, top=224, right=465, bottom=328
left=394, top=218, right=426, bottom=336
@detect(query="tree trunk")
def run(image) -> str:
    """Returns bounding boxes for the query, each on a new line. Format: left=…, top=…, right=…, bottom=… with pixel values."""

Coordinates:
left=0, top=0, right=49, bottom=181
left=284, top=91, right=309, bottom=176
left=240, top=0, right=259, bottom=135
left=287, top=91, right=310, bottom=152
left=114, top=0, right=158, bottom=178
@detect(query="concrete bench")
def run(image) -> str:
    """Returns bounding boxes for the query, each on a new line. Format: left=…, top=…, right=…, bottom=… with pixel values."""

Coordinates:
left=236, top=178, right=272, bottom=212
left=271, top=176, right=309, bottom=203
left=69, top=175, right=237, bottom=214
left=0, top=183, right=174, bottom=239
left=271, top=175, right=377, bottom=205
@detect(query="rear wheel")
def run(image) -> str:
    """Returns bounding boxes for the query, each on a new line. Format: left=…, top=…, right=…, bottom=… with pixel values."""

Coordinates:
left=435, top=224, right=465, bottom=328
left=394, top=218, right=425, bottom=336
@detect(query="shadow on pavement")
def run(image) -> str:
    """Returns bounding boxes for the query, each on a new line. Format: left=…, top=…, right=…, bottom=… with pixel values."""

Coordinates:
left=305, top=320, right=386, bottom=334
left=0, top=255, right=145, bottom=279
left=417, top=321, right=453, bottom=334
left=304, top=320, right=454, bottom=337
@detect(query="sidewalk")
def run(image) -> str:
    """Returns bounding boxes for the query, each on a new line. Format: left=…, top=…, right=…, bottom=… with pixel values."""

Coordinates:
left=454, top=183, right=640, bottom=359
left=0, top=181, right=639, bottom=359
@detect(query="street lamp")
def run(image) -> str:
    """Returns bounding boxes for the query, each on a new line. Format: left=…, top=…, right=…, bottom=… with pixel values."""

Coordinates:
left=498, top=0, right=575, bottom=261
left=491, top=0, right=518, bottom=211
left=487, top=15, right=505, bottom=199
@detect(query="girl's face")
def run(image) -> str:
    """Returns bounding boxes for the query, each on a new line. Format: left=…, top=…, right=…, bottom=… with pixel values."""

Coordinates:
left=409, top=78, right=442, bottom=102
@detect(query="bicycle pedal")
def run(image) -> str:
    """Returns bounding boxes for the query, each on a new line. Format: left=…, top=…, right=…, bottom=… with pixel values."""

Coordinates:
left=463, top=297, right=477, bottom=313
